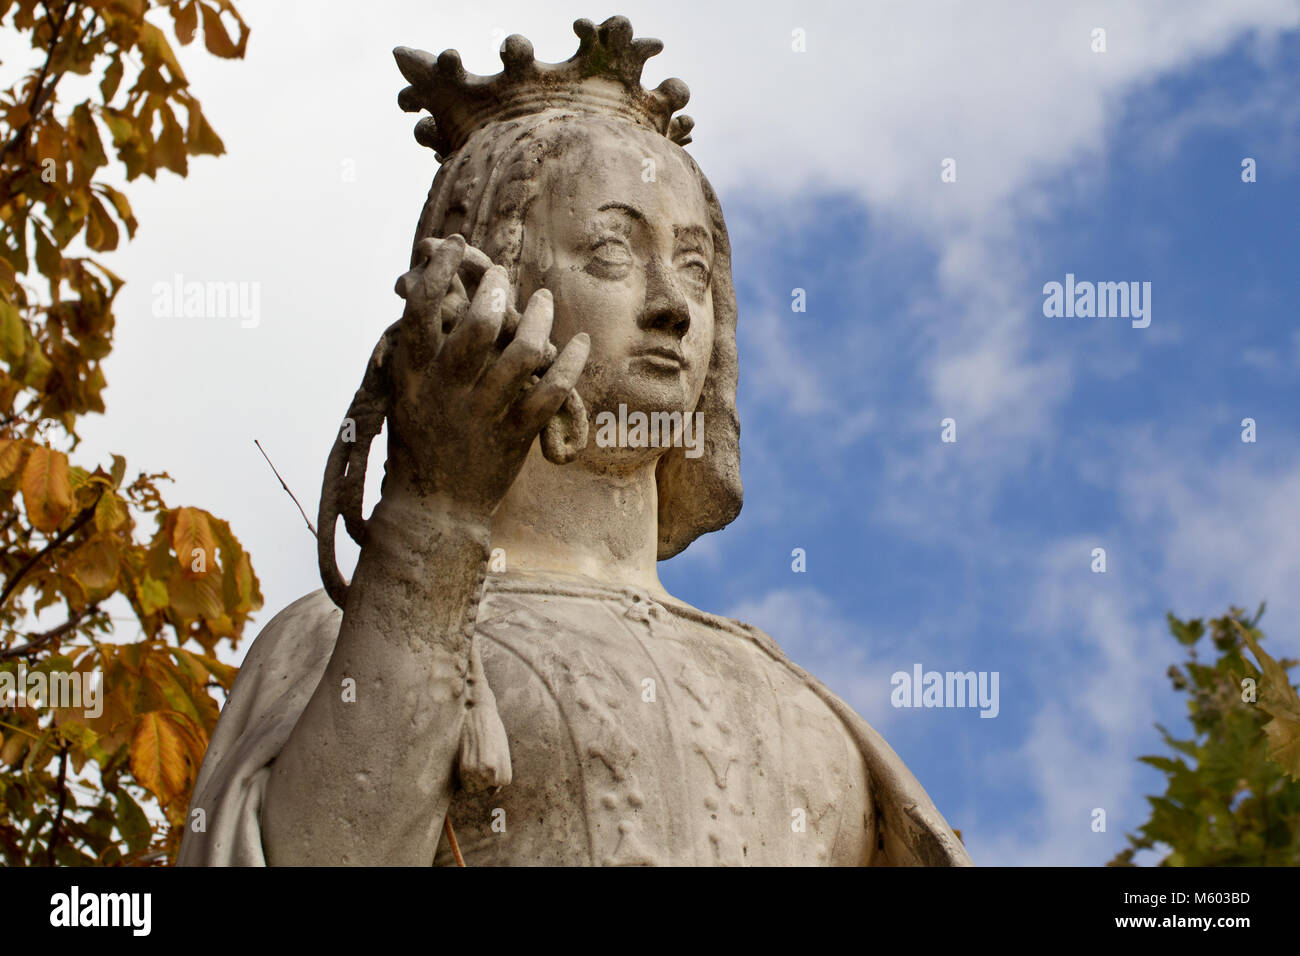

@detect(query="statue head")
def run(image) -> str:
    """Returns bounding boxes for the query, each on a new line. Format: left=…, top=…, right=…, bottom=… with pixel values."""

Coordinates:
left=394, top=16, right=741, bottom=559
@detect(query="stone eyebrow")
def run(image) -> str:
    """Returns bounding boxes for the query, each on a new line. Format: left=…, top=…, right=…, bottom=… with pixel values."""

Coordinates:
left=674, top=223, right=712, bottom=251
left=596, top=201, right=645, bottom=221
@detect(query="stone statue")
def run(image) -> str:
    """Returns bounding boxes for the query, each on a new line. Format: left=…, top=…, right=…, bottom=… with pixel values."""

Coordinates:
left=178, top=16, right=971, bottom=867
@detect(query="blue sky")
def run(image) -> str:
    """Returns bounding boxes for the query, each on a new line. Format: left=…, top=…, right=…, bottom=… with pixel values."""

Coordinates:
left=51, top=1, right=1300, bottom=865
left=663, top=28, right=1300, bottom=865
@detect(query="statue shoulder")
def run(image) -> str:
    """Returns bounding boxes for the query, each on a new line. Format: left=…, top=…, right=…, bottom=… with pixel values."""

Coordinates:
left=218, top=590, right=343, bottom=737
left=179, top=590, right=343, bottom=866
left=707, top=605, right=974, bottom=866
left=192, top=592, right=341, bottom=799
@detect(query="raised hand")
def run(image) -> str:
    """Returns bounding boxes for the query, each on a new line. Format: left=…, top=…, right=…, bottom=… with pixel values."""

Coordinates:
left=386, top=234, right=590, bottom=519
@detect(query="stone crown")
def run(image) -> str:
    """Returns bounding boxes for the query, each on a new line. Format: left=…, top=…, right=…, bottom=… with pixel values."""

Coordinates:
left=394, top=15, right=694, bottom=161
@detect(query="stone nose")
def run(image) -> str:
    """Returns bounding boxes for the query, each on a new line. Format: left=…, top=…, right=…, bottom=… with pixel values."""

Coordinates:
left=637, top=255, right=691, bottom=339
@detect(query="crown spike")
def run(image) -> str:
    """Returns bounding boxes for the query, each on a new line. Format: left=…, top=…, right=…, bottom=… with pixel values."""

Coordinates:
left=600, top=15, right=634, bottom=49
left=414, top=117, right=440, bottom=149
left=393, top=46, right=435, bottom=87
left=667, top=115, right=694, bottom=146
left=397, top=85, right=422, bottom=113
left=395, top=16, right=693, bottom=159
left=437, top=49, right=466, bottom=81
left=631, top=37, right=664, bottom=65
left=500, top=34, right=534, bottom=74
left=655, top=77, right=690, bottom=112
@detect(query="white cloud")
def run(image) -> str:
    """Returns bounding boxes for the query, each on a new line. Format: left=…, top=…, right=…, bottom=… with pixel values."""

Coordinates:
left=965, top=445, right=1300, bottom=864
left=1120, top=450, right=1300, bottom=624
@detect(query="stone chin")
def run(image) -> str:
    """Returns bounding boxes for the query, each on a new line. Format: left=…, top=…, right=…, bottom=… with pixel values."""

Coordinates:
left=588, top=364, right=697, bottom=420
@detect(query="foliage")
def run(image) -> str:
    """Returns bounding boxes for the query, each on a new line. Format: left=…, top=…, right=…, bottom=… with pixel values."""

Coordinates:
left=0, top=0, right=257, bottom=865
left=1109, top=606, right=1300, bottom=866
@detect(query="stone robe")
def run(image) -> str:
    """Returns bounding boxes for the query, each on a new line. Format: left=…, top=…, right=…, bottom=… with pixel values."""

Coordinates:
left=178, top=571, right=971, bottom=866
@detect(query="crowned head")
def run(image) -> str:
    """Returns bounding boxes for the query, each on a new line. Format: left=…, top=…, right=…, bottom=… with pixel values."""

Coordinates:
left=395, top=16, right=741, bottom=559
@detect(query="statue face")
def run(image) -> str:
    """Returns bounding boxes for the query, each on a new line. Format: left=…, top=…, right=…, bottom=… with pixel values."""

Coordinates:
left=518, top=123, right=716, bottom=464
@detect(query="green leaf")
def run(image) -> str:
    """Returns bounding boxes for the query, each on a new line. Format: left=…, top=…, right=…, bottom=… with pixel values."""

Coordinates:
left=138, top=575, right=169, bottom=616
left=1167, top=613, right=1204, bottom=647
left=0, top=298, right=26, bottom=363
left=1138, top=755, right=1187, bottom=775
left=114, top=788, right=152, bottom=854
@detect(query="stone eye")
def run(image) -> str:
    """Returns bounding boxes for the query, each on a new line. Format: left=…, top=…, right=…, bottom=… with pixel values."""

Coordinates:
left=679, top=257, right=710, bottom=288
left=591, top=237, right=632, bottom=266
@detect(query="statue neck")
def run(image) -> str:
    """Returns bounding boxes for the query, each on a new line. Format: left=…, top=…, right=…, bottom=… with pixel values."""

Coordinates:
left=489, top=442, right=665, bottom=595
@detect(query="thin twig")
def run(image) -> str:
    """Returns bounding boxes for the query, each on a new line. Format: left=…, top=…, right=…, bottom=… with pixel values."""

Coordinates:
left=0, top=719, right=43, bottom=742
left=443, top=816, right=466, bottom=867
left=0, top=603, right=99, bottom=660
left=253, top=440, right=317, bottom=538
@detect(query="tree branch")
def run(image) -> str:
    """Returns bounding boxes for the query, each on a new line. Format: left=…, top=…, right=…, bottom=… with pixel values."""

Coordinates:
left=0, top=602, right=100, bottom=660
left=0, top=0, right=79, bottom=164
left=0, top=489, right=102, bottom=613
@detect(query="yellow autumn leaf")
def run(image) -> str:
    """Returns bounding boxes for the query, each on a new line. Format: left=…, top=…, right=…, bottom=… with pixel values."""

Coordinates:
left=1261, top=715, right=1300, bottom=782
left=189, top=649, right=237, bottom=689
left=130, top=711, right=198, bottom=805
left=85, top=195, right=120, bottom=252
left=0, top=438, right=25, bottom=479
left=168, top=566, right=224, bottom=620
left=73, top=537, right=120, bottom=591
left=0, top=298, right=25, bottom=362
left=234, top=550, right=256, bottom=612
left=21, top=445, right=73, bottom=532
left=0, top=730, right=26, bottom=767
left=173, top=0, right=198, bottom=45
left=94, top=490, right=127, bottom=531
left=96, top=184, right=137, bottom=239
left=172, top=506, right=217, bottom=577
left=137, top=21, right=188, bottom=82
left=185, top=104, right=225, bottom=156
left=200, top=2, right=243, bottom=58
left=1237, top=620, right=1300, bottom=781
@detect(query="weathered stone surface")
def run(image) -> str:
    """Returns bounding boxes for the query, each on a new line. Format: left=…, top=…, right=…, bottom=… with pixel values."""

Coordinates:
left=178, top=15, right=971, bottom=867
